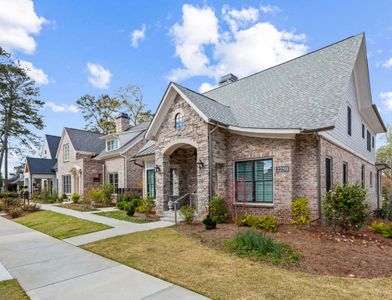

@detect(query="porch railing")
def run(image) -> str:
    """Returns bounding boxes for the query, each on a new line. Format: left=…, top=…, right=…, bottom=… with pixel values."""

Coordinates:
left=173, top=193, right=198, bottom=224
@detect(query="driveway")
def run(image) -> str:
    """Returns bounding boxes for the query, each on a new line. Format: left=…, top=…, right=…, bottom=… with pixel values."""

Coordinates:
left=0, top=217, right=208, bottom=300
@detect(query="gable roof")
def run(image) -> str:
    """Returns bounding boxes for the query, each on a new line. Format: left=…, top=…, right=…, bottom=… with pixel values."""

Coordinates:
left=147, top=33, right=385, bottom=140
left=45, top=135, right=61, bottom=159
left=65, top=128, right=105, bottom=154
left=26, top=157, right=57, bottom=174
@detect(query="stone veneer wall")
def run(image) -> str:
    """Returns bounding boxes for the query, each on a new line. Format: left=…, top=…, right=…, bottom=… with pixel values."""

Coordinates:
left=320, top=136, right=378, bottom=210
left=79, top=153, right=103, bottom=193
left=154, top=94, right=209, bottom=215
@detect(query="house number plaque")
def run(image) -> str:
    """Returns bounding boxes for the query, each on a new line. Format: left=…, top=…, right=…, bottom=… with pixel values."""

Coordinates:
left=276, top=166, right=289, bottom=173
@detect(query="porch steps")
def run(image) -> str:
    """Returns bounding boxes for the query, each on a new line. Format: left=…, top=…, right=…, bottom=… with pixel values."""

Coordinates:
left=160, top=211, right=184, bottom=223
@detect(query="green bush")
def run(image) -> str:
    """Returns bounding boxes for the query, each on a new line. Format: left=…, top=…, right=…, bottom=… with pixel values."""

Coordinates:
left=60, top=194, right=68, bottom=201
left=323, top=184, right=369, bottom=232
left=237, top=214, right=278, bottom=232
left=100, top=183, right=115, bottom=204
left=202, top=215, right=217, bottom=230
left=9, top=208, right=23, bottom=218
left=228, top=230, right=300, bottom=265
left=0, top=200, right=4, bottom=211
left=116, top=201, right=127, bottom=210
left=84, top=188, right=102, bottom=203
left=118, top=193, right=135, bottom=202
left=136, top=197, right=155, bottom=217
left=369, top=221, right=392, bottom=238
left=179, top=205, right=195, bottom=224
left=209, top=195, right=229, bottom=223
left=125, top=198, right=142, bottom=216
left=71, top=193, right=80, bottom=204
left=291, top=196, right=311, bottom=226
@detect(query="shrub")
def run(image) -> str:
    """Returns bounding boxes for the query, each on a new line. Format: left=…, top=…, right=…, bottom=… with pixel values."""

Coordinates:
left=202, top=215, right=217, bottom=230
left=179, top=205, right=195, bottom=224
left=116, top=201, right=127, bottom=210
left=228, top=230, right=300, bottom=264
left=118, top=193, right=135, bottom=202
left=369, top=221, right=392, bottom=238
left=373, top=208, right=392, bottom=221
left=9, top=208, right=23, bottom=218
left=0, top=200, right=4, bottom=211
left=323, top=184, right=369, bottom=232
left=209, top=195, right=229, bottom=223
left=237, top=214, right=278, bottom=232
left=84, top=188, right=103, bottom=203
left=60, top=194, right=68, bottom=201
left=22, top=203, right=40, bottom=212
left=126, top=198, right=142, bottom=216
left=291, top=196, right=311, bottom=226
left=136, top=197, right=155, bottom=217
left=100, top=183, right=115, bottom=204
left=71, top=193, right=80, bottom=204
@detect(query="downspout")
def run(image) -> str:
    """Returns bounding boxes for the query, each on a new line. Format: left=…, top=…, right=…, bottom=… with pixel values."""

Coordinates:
left=208, top=124, right=219, bottom=202
left=315, top=132, right=322, bottom=220
left=121, top=154, right=127, bottom=189
left=102, top=164, right=105, bottom=184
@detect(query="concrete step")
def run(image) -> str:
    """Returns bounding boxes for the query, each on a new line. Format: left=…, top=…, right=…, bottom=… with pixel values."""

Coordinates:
left=160, top=211, right=184, bottom=223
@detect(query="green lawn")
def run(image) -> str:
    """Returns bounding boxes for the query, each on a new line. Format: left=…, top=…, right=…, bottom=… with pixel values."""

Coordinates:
left=0, top=279, right=29, bottom=300
left=83, top=227, right=392, bottom=300
left=94, top=210, right=159, bottom=223
left=14, top=211, right=112, bottom=239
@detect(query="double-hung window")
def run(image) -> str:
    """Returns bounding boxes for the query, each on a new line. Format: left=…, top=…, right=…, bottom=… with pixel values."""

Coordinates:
left=108, top=173, right=119, bottom=191
left=106, top=139, right=119, bottom=151
left=63, top=175, right=71, bottom=194
left=146, top=169, right=156, bottom=197
left=235, top=159, right=273, bottom=203
left=325, top=157, right=332, bottom=192
left=63, top=144, right=70, bottom=162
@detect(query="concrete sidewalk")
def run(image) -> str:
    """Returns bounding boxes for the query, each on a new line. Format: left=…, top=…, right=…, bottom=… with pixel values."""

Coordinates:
left=40, top=204, right=173, bottom=245
left=0, top=217, right=208, bottom=300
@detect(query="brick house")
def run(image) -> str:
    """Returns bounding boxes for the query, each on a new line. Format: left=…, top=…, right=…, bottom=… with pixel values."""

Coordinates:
left=134, top=33, right=387, bottom=222
left=56, top=114, right=148, bottom=197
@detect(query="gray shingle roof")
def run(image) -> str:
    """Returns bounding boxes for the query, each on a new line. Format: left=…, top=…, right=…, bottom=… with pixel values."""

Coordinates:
left=26, top=157, right=57, bottom=174
left=65, top=128, right=105, bottom=154
left=134, top=140, right=155, bottom=158
left=175, top=34, right=364, bottom=131
left=45, top=135, right=60, bottom=159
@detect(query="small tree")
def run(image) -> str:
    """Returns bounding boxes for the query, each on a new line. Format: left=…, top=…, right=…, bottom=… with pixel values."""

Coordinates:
left=323, top=184, right=369, bottom=233
left=209, top=195, right=229, bottom=223
left=100, top=183, right=114, bottom=205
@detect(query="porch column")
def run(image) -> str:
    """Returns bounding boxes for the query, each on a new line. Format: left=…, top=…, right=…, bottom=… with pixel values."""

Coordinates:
left=196, top=146, right=209, bottom=214
left=155, top=151, right=170, bottom=215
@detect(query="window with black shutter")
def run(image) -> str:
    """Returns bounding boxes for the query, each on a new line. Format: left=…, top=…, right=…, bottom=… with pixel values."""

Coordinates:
left=325, top=157, right=332, bottom=192
left=367, top=130, right=371, bottom=152
left=347, top=106, right=352, bottom=136
left=343, top=162, right=348, bottom=185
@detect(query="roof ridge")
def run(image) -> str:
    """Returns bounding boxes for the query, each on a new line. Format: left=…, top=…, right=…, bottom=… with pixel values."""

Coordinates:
left=173, top=82, right=231, bottom=109
left=65, top=127, right=104, bottom=135
left=45, top=134, right=61, bottom=138
left=203, top=33, right=364, bottom=95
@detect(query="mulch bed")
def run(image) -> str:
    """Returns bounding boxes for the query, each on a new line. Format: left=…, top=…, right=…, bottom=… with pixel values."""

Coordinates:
left=174, top=222, right=392, bottom=278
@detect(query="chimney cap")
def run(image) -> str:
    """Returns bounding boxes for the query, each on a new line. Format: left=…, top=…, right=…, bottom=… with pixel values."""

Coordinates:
left=116, top=112, right=129, bottom=119
left=219, top=73, right=238, bottom=86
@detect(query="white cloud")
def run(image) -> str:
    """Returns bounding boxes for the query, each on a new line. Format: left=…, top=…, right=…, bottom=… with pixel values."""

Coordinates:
left=19, top=60, right=49, bottom=84
left=168, top=4, right=307, bottom=84
left=382, top=57, right=392, bottom=68
left=199, top=82, right=217, bottom=93
left=380, top=92, right=392, bottom=110
left=0, top=0, right=47, bottom=54
left=169, top=4, right=219, bottom=81
left=131, top=24, right=146, bottom=48
left=260, top=4, right=281, bottom=15
left=45, top=102, right=79, bottom=113
left=86, top=63, right=112, bottom=89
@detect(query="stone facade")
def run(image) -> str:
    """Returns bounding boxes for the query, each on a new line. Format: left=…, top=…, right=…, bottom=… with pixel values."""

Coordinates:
left=150, top=94, right=379, bottom=223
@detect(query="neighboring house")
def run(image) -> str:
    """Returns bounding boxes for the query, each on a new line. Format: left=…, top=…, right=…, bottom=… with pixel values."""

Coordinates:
left=134, top=33, right=387, bottom=222
left=56, top=114, right=148, bottom=197
left=24, top=134, right=60, bottom=196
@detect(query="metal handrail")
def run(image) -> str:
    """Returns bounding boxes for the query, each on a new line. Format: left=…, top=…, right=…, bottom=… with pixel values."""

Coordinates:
left=173, top=193, right=190, bottom=224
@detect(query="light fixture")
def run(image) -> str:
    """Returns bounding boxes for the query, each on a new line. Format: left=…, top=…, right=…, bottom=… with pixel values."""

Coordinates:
left=197, top=159, right=204, bottom=169
left=154, top=165, right=161, bottom=172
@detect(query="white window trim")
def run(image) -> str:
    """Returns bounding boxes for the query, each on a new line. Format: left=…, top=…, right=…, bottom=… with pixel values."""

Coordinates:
left=106, top=138, right=120, bottom=152
left=63, top=144, right=70, bottom=162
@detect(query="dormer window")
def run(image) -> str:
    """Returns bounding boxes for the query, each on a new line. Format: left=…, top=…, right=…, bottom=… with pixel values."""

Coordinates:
left=106, top=139, right=119, bottom=151
left=175, top=113, right=183, bottom=129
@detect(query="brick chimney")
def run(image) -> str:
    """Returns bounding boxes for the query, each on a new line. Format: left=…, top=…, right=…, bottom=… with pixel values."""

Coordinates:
left=219, top=73, right=238, bottom=86
left=115, top=113, right=129, bottom=133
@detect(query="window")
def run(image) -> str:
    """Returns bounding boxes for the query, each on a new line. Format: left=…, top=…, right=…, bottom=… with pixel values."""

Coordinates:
left=370, top=171, right=373, bottom=188
left=325, top=157, right=332, bottom=192
left=108, top=173, right=119, bottom=191
left=235, top=159, right=273, bottom=203
left=367, top=130, right=371, bottom=152
left=174, top=113, right=183, bottom=129
left=361, top=165, right=365, bottom=188
left=106, top=139, right=119, bottom=151
left=63, top=175, right=71, bottom=194
left=347, top=106, right=352, bottom=136
left=372, top=136, right=375, bottom=149
left=362, top=124, right=365, bottom=138
left=146, top=169, right=155, bottom=197
left=63, top=144, right=70, bottom=162
left=343, top=162, right=348, bottom=185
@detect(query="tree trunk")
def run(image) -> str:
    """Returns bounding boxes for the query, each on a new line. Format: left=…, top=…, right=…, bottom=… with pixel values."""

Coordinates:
left=3, top=137, right=8, bottom=192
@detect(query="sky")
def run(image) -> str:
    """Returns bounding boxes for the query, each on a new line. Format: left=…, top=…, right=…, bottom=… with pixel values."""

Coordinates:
left=1, top=0, right=392, bottom=167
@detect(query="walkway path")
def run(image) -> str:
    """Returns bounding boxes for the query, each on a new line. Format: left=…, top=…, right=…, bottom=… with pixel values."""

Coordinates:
left=0, top=217, right=208, bottom=300
left=40, top=204, right=173, bottom=246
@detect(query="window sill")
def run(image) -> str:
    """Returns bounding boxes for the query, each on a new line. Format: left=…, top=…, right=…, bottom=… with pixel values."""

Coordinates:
left=234, top=202, right=274, bottom=208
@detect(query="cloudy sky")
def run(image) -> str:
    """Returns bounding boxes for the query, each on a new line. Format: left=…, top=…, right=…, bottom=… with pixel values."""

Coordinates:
left=1, top=0, right=392, bottom=148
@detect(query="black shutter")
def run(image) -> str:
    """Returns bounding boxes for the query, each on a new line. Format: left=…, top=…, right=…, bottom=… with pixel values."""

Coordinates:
left=347, top=106, right=352, bottom=136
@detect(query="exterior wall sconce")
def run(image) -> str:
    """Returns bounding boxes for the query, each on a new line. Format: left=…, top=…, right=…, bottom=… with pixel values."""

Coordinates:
left=197, top=159, right=204, bottom=169
left=155, top=165, right=161, bottom=172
